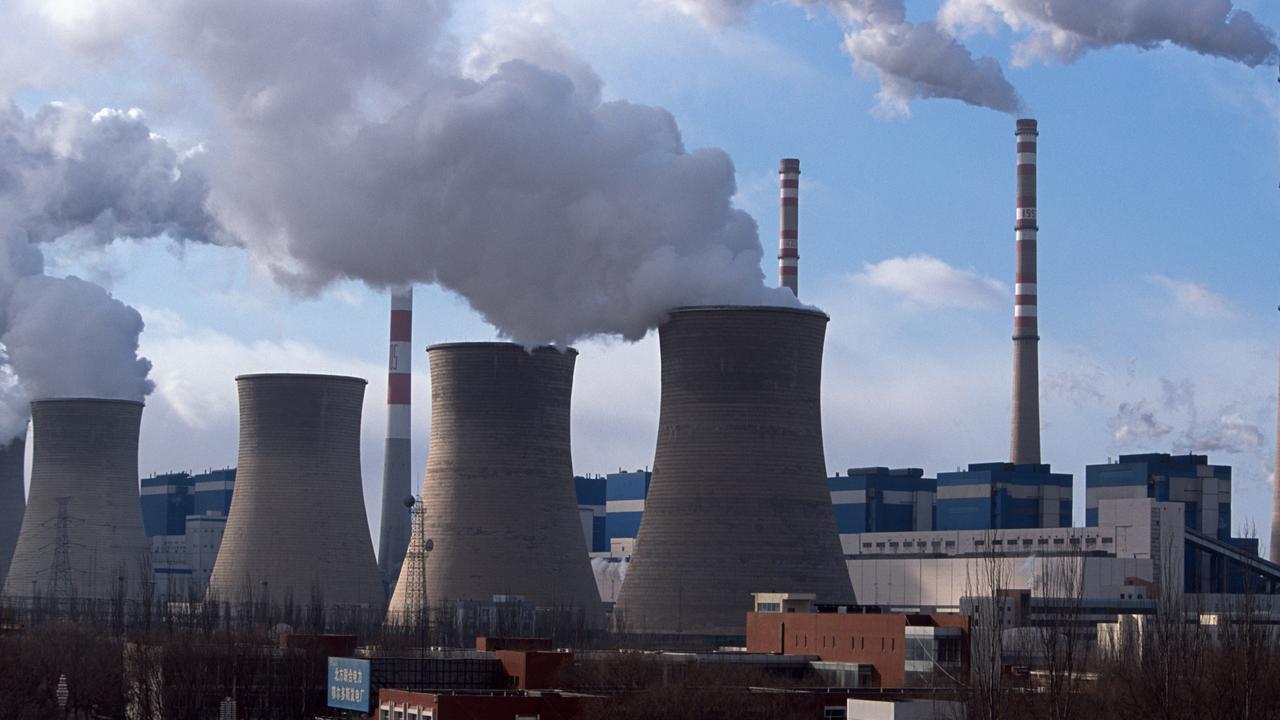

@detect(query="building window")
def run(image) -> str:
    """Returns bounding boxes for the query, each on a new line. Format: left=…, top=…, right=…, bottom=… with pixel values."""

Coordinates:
left=1103, top=537, right=1113, bottom=544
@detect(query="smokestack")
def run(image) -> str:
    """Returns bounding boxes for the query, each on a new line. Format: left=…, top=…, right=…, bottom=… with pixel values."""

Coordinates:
left=377, top=288, right=413, bottom=594
left=2, top=400, right=149, bottom=601
left=1010, top=118, right=1041, bottom=466
left=778, top=158, right=800, bottom=296
left=0, top=436, right=26, bottom=593
left=1271, top=338, right=1279, bottom=562
left=207, top=374, right=383, bottom=610
left=386, top=343, right=602, bottom=619
left=612, top=306, right=855, bottom=635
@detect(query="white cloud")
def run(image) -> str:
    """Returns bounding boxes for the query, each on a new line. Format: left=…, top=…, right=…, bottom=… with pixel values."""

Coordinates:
left=1145, top=274, right=1235, bottom=319
left=857, top=254, right=1008, bottom=309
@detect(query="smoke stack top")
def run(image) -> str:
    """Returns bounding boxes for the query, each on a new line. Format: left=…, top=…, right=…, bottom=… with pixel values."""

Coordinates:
left=1010, top=117, right=1041, bottom=465
left=778, top=158, right=800, bottom=296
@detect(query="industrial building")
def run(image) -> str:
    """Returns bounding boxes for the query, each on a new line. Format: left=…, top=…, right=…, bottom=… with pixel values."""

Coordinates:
left=0, top=437, right=24, bottom=594
left=389, top=343, right=601, bottom=619
left=830, top=467, right=935, bottom=534
left=604, top=469, right=650, bottom=556
left=3, top=399, right=151, bottom=602
left=139, top=468, right=236, bottom=599
left=1085, top=453, right=1254, bottom=592
left=842, top=498, right=1182, bottom=611
left=1085, top=453, right=1230, bottom=534
left=573, top=475, right=607, bottom=554
left=613, top=305, right=855, bottom=635
left=745, top=593, right=969, bottom=688
left=207, top=374, right=384, bottom=610
left=935, top=462, right=1072, bottom=531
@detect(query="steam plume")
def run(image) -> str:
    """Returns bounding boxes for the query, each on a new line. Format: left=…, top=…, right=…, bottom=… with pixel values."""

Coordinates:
left=673, top=0, right=1276, bottom=115
left=939, top=0, right=1279, bottom=67
left=27, top=0, right=796, bottom=346
left=0, top=102, right=212, bottom=439
left=670, top=0, right=1023, bottom=115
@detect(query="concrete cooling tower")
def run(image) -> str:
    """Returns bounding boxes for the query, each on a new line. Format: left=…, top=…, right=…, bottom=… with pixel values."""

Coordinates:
left=612, top=306, right=855, bottom=635
left=2, top=399, right=149, bottom=601
left=0, top=437, right=26, bottom=593
left=387, top=343, right=601, bottom=621
left=207, top=374, right=383, bottom=610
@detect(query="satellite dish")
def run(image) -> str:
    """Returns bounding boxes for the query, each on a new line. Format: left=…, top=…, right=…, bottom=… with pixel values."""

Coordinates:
left=403, top=495, right=416, bottom=508
left=423, top=539, right=434, bottom=552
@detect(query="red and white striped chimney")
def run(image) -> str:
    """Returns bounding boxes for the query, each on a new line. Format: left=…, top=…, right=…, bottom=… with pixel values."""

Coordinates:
left=378, top=288, right=413, bottom=593
left=1010, top=119, right=1041, bottom=466
left=778, top=158, right=800, bottom=296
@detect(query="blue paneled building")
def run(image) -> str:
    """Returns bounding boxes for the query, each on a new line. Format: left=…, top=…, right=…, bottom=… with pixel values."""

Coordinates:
left=828, top=467, right=936, bottom=534
left=573, top=475, right=608, bottom=553
left=935, top=463, right=1072, bottom=531
left=605, top=470, right=650, bottom=553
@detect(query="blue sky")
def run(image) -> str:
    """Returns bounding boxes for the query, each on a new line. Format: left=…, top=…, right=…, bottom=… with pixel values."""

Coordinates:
left=5, top=0, right=1279, bottom=550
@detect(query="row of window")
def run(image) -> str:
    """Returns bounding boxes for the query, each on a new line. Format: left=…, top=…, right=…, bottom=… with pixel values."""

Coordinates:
left=861, top=536, right=1115, bottom=550
left=792, top=633, right=897, bottom=652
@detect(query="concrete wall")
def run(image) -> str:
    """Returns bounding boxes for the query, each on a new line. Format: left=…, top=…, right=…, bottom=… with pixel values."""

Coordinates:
left=847, top=555, right=1155, bottom=610
left=613, top=306, right=854, bottom=635
left=3, top=399, right=149, bottom=601
left=392, top=343, right=602, bottom=619
left=207, top=374, right=383, bottom=609
left=0, top=437, right=25, bottom=593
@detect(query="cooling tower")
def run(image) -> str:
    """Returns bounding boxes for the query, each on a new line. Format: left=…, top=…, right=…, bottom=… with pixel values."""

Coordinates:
left=612, top=306, right=855, bottom=635
left=378, top=288, right=413, bottom=594
left=206, top=374, right=383, bottom=610
left=0, top=436, right=25, bottom=593
left=386, top=343, right=601, bottom=620
left=1010, top=118, right=1042, bottom=465
left=2, top=399, right=149, bottom=601
left=778, top=158, right=800, bottom=295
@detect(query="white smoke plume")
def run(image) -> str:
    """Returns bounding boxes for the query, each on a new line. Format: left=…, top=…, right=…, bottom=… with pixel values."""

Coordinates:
left=939, top=0, right=1279, bottom=68
left=672, top=0, right=1277, bottom=115
left=1112, top=400, right=1174, bottom=447
left=20, top=0, right=796, bottom=346
left=667, top=0, right=1023, bottom=115
left=0, top=102, right=212, bottom=439
left=1111, top=379, right=1269, bottom=456
left=4, top=275, right=154, bottom=402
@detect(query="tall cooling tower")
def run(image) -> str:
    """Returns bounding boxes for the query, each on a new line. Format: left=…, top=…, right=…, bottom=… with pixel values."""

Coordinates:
left=2, top=400, right=149, bottom=601
left=0, top=437, right=26, bottom=593
left=387, top=343, right=601, bottom=620
left=207, top=374, right=383, bottom=610
left=612, top=306, right=854, bottom=635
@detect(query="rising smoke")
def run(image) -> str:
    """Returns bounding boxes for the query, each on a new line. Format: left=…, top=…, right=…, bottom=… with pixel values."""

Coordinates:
left=0, top=102, right=213, bottom=439
left=673, top=0, right=1277, bottom=115
left=939, top=0, right=1279, bottom=68
left=20, top=0, right=796, bottom=347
